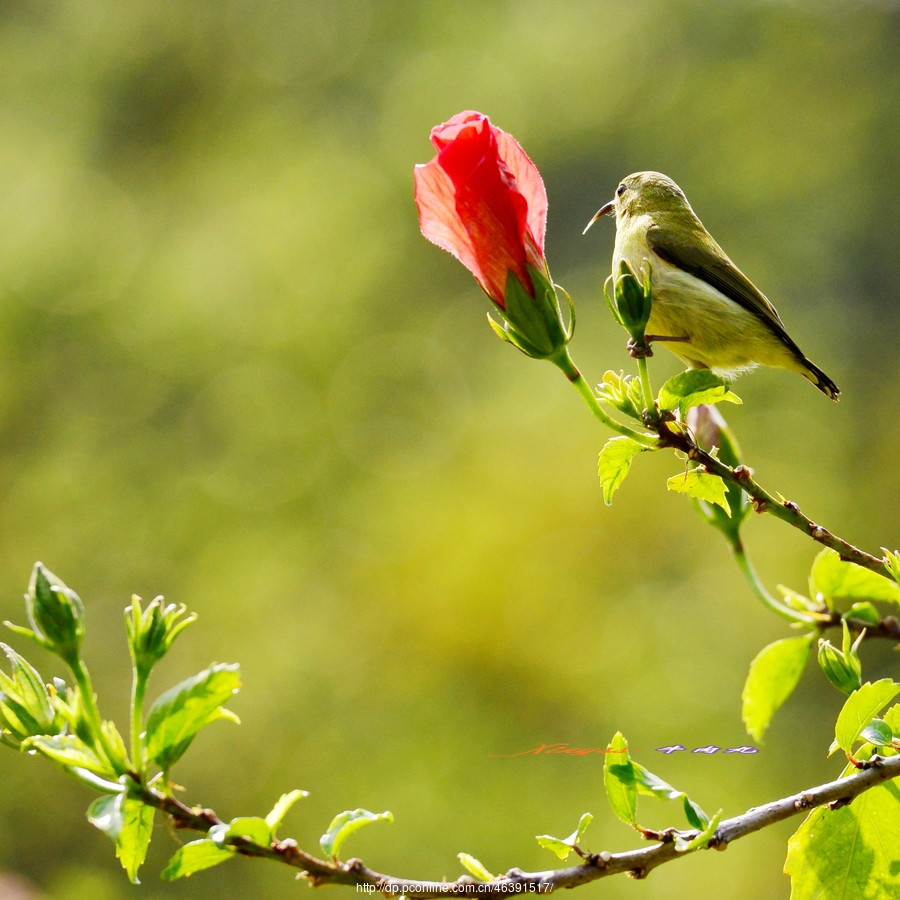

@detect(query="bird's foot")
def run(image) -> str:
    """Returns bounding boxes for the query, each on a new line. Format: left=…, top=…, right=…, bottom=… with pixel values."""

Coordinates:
left=627, top=339, right=653, bottom=359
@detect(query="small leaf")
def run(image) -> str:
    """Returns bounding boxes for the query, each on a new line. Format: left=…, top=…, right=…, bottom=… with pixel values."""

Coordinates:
left=845, top=602, right=881, bottom=626
left=458, top=853, right=494, bottom=881
left=161, top=840, right=236, bottom=880
left=598, top=437, right=646, bottom=505
left=603, top=732, right=637, bottom=826
left=217, top=816, right=272, bottom=847
left=319, top=809, right=393, bottom=861
left=741, top=634, right=814, bottom=742
left=536, top=835, right=576, bottom=861
left=87, top=794, right=125, bottom=840
left=265, top=789, right=308, bottom=834
left=25, top=734, right=113, bottom=776
left=810, top=549, right=900, bottom=609
left=674, top=810, right=722, bottom=853
left=117, top=799, right=155, bottom=884
left=776, top=586, right=819, bottom=612
left=572, top=811, right=592, bottom=843
left=884, top=703, right=900, bottom=735
left=658, top=370, right=741, bottom=418
left=785, top=780, right=900, bottom=898
left=145, top=663, right=240, bottom=771
left=859, top=719, right=894, bottom=747
left=682, top=796, right=709, bottom=830
left=835, top=680, right=900, bottom=753
left=667, top=470, right=730, bottom=515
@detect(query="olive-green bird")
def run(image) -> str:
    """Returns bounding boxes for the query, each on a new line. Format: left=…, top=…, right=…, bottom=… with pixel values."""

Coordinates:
left=586, top=171, right=839, bottom=400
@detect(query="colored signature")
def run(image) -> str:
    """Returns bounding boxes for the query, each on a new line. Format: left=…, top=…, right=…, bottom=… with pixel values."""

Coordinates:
left=490, top=742, right=759, bottom=757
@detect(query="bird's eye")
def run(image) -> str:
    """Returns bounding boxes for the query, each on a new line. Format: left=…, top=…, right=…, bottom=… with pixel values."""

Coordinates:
left=616, top=183, right=626, bottom=197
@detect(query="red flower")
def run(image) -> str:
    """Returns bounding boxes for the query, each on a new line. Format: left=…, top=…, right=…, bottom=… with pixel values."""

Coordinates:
left=414, top=111, right=548, bottom=308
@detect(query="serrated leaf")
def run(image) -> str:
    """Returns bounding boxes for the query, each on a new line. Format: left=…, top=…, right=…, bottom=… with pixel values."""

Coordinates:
left=658, top=370, right=741, bottom=418
left=145, top=663, right=240, bottom=771
left=265, top=789, right=308, bottom=834
left=859, top=719, right=894, bottom=747
left=458, top=853, right=494, bottom=881
left=785, top=779, right=900, bottom=898
left=674, top=809, right=722, bottom=852
left=741, top=634, right=814, bottom=743
left=667, top=470, right=730, bottom=515
left=604, top=732, right=637, bottom=826
left=835, top=680, right=900, bottom=753
left=810, top=549, right=900, bottom=609
left=117, top=799, right=155, bottom=883
left=884, top=704, right=900, bottom=735
left=598, top=437, right=646, bottom=505
left=161, top=839, right=236, bottom=880
left=319, top=809, right=393, bottom=861
left=25, top=734, right=113, bottom=776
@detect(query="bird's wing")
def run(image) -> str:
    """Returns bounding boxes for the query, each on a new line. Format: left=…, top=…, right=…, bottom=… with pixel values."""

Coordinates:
left=646, top=222, right=797, bottom=349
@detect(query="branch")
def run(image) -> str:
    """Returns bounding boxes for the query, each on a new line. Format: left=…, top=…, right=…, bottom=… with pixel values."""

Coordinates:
left=136, top=755, right=900, bottom=895
left=656, top=423, right=890, bottom=578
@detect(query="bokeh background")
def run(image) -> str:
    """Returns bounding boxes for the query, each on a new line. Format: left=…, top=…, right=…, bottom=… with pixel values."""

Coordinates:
left=0, top=1, right=898, bottom=898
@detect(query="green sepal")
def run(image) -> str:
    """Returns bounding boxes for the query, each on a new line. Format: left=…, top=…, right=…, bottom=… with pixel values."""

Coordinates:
left=493, top=266, right=570, bottom=360
left=319, top=808, right=393, bottom=861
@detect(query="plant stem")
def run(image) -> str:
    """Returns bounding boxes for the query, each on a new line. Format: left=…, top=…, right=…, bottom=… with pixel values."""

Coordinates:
left=731, top=544, right=822, bottom=625
left=636, top=357, right=656, bottom=419
left=552, top=350, right=658, bottom=446
left=131, top=670, right=147, bottom=779
left=71, top=659, right=119, bottom=769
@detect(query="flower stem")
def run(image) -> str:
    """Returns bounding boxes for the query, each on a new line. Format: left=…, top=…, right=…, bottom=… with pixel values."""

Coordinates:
left=131, top=669, right=147, bottom=779
left=552, top=350, right=658, bottom=446
left=731, top=543, right=821, bottom=626
left=71, top=658, right=119, bottom=767
left=636, top=357, right=656, bottom=420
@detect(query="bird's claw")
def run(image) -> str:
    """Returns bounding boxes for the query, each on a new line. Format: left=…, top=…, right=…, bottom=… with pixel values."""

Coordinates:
left=627, top=338, right=653, bottom=359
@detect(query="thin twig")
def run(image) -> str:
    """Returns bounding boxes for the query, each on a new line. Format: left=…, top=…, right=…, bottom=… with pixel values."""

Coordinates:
left=134, top=755, right=900, bottom=895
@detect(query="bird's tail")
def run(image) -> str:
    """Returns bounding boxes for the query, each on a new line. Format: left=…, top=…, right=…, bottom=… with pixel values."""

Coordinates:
left=801, top=359, right=840, bottom=401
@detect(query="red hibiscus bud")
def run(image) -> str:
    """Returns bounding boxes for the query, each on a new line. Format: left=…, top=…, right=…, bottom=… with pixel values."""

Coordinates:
left=415, top=111, right=572, bottom=359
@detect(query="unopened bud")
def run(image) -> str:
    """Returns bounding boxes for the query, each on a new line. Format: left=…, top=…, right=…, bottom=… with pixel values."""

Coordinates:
left=817, top=622, right=864, bottom=694
left=126, top=595, right=196, bottom=679
left=606, top=260, right=652, bottom=342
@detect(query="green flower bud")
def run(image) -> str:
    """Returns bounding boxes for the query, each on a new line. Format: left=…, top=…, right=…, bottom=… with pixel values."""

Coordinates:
left=882, top=548, right=900, bottom=585
left=596, top=370, right=644, bottom=421
left=817, top=622, right=864, bottom=694
left=5, top=564, right=85, bottom=669
left=126, top=595, right=196, bottom=679
left=605, top=260, right=652, bottom=342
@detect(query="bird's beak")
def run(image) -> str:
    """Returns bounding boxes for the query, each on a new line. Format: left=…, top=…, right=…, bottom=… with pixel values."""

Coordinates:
left=582, top=199, right=616, bottom=235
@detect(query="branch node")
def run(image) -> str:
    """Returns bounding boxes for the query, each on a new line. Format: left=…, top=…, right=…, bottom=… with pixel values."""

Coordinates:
left=793, top=793, right=814, bottom=811
left=784, top=500, right=799, bottom=512
left=751, top=498, right=768, bottom=513
left=828, top=796, right=853, bottom=811
left=627, top=868, right=648, bottom=880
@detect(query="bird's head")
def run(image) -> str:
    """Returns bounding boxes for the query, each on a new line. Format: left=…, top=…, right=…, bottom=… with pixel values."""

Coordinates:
left=584, top=171, right=692, bottom=233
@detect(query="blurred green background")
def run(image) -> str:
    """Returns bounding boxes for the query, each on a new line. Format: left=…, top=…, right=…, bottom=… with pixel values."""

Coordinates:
left=0, top=1, right=898, bottom=898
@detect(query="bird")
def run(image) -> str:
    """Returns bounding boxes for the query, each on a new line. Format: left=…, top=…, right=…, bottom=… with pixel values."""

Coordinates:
left=585, top=171, right=839, bottom=400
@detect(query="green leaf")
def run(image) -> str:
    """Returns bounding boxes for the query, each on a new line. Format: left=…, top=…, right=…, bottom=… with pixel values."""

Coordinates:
left=458, top=853, right=495, bottom=881
left=810, top=549, right=900, bottom=609
left=674, top=809, right=722, bottom=853
left=117, top=799, right=155, bottom=884
left=785, top=779, right=900, bottom=898
left=860, top=719, right=894, bottom=747
left=683, top=796, right=709, bottom=830
left=536, top=835, right=577, bottom=861
left=604, top=732, right=637, bottom=826
left=598, top=437, right=646, bottom=505
left=265, top=789, right=308, bottom=834
left=776, top=586, right=819, bottom=613
left=667, top=470, right=730, bottom=515
left=0, top=643, right=54, bottom=730
left=214, top=816, right=273, bottom=847
left=741, top=634, right=814, bottom=742
left=658, top=370, right=741, bottom=418
left=884, top=703, right=900, bottom=735
left=835, top=680, right=900, bottom=753
left=87, top=794, right=125, bottom=840
left=319, top=809, right=393, bottom=861
left=845, top=601, right=882, bottom=626
left=161, top=840, right=236, bottom=880
left=25, top=734, right=113, bottom=776
left=145, top=663, right=240, bottom=771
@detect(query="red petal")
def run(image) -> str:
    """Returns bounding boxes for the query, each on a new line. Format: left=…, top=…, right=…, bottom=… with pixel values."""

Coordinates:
left=495, top=130, right=547, bottom=257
